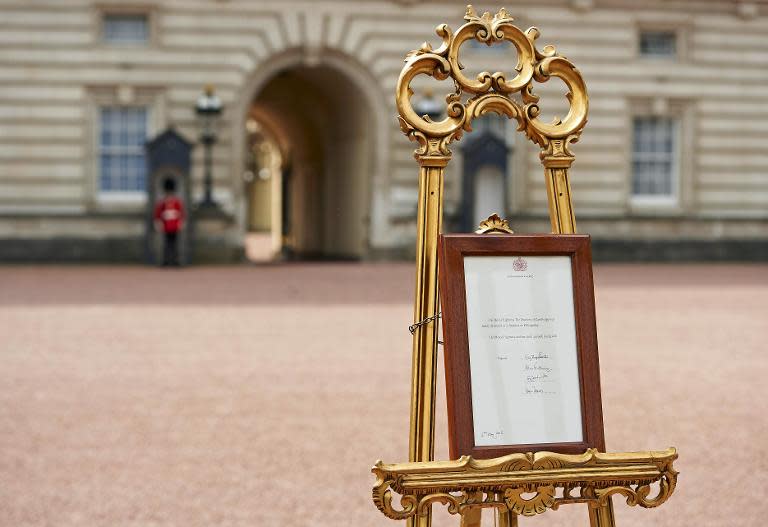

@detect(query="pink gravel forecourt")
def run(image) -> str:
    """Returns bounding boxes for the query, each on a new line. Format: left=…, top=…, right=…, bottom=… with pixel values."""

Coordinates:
left=0, top=263, right=766, bottom=527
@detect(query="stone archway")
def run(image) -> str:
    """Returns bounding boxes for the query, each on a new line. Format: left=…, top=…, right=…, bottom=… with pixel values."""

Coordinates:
left=233, top=50, right=389, bottom=260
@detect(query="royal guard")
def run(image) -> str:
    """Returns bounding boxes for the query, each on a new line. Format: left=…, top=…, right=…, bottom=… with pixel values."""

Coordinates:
left=153, top=177, right=185, bottom=266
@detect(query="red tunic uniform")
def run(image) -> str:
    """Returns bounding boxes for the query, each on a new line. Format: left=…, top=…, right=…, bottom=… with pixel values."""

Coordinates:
left=154, top=196, right=185, bottom=233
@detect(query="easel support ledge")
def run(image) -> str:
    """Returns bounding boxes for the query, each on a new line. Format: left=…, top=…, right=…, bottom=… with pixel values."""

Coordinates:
left=373, top=448, right=678, bottom=521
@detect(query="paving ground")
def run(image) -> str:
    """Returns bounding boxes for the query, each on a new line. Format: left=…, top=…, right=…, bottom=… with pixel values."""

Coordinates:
left=0, top=263, right=766, bottom=527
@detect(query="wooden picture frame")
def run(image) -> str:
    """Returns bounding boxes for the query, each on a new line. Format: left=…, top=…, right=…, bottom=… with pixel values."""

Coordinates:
left=438, top=234, right=605, bottom=459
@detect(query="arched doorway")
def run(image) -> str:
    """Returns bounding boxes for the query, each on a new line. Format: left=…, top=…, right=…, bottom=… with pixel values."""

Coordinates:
left=241, top=64, right=372, bottom=261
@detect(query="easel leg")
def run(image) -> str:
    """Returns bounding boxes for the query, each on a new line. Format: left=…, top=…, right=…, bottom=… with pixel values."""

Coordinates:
left=460, top=507, right=482, bottom=527
left=498, top=508, right=519, bottom=527
left=406, top=160, right=446, bottom=527
left=588, top=499, right=616, bottom=527
left=411, top=514, right=431, bottom=527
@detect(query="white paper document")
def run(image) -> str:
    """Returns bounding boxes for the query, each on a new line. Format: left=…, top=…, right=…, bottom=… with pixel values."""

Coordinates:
left=464, top=255, right=583, bottom=446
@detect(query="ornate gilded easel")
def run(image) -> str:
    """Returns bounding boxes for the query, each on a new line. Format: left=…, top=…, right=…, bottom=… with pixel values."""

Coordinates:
left=372, top=6, right=678, bottom=527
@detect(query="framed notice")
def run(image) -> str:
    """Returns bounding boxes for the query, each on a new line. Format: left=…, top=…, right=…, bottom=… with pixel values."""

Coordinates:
left=438, top=234, right=605, bottom=459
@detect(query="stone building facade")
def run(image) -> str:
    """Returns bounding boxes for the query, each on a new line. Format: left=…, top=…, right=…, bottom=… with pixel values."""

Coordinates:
left=1, top=0, right=767, bottom=261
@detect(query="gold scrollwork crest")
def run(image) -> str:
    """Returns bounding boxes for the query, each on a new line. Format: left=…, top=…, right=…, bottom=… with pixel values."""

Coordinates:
left=397, top=5, right=588, bottom=160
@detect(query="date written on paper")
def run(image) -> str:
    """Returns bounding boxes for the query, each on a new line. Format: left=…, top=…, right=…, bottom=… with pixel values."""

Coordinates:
left=480, top=429, right=505, bottom=441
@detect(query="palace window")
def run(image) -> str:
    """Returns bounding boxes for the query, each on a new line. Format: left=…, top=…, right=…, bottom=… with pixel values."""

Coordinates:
left=631, top=116, right=678, bottom=200
left=638, top=30, right=676, bottom=58
left=103, top=13, right=150, bottom=45
left=98, top=106, right=149, bottom=193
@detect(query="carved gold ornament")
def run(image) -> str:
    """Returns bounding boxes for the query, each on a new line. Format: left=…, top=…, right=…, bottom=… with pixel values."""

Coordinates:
left=476, top=213, right=514, bottom=234
left=397, top=5, right=587, bottom=161
left=372, top=448, right=678, bottom=521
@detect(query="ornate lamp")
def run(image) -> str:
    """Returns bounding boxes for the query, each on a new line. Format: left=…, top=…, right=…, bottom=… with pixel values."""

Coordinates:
left=195, top=85, right=223, bottom=207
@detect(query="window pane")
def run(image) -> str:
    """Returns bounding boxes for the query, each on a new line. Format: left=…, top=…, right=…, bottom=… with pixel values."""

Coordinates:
left=100, top=154, right=112, bottom=190
left=136, top=109, right=147, bottom=145
left=100, top=110, right=111, bottom=146
left=631, top=116, right=677, bottom=198
left=134, top=154, right=146, bottom=190
left=98, top=106, right=149, bottom=193
left=639, top=31, right=676, bottom=57
left=120, top=155, right=130, bottom=190
left=109, top=109, right=119, bottom=147
left=632, top=120, right=642, bottom=152
left=660, top=162, right=673, bottom=194
left=103, top=14, right=149, bottom=44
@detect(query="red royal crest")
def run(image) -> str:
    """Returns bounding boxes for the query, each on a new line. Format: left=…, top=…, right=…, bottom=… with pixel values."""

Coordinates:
left=512, top=256, right=528, bottom=272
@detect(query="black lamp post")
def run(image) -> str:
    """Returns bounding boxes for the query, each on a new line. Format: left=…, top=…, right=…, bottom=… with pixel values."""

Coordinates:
left=195, top=85, right=223, bottom=208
